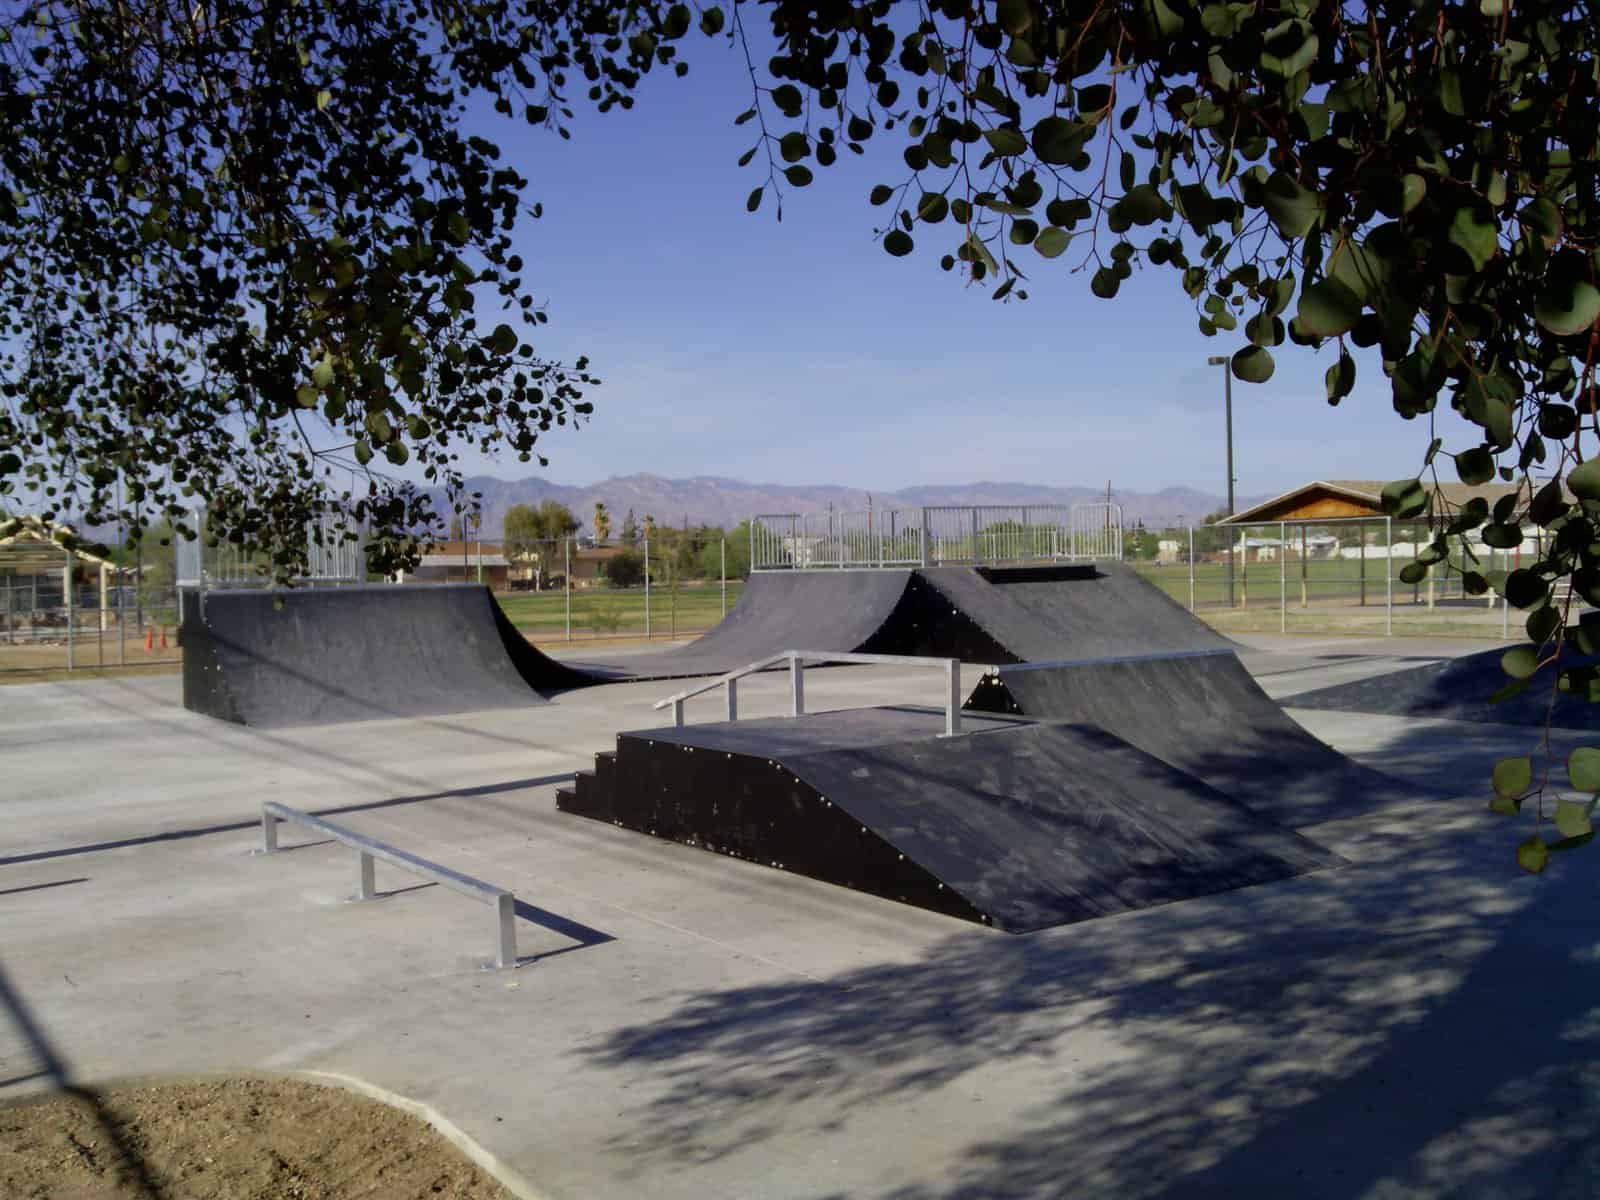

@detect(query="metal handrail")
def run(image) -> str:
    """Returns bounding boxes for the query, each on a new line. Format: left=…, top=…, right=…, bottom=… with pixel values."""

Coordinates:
left=260, top=801, right=517, bottom=970
left=652, top=649, right=966, bottom=737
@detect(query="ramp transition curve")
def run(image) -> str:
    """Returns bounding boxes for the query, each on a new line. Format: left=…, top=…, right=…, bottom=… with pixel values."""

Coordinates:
left=182, top=583, right=590, bottom=727
left=182, top=564, right=1232, bottom=725
left=964, top=648, right=1426, bottom=827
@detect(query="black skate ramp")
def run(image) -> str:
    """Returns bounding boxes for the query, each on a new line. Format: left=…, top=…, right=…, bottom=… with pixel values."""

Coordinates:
left=182, top=583, right=590, bottom=727
left=557, top=707, right=1341, bottom=932
left=965, top=649, right=1425, bottom=827
left=564, top=568, right=1011, bottom=681
left=1284, top=645, right=1600, bottom=729
left=565, top=562, right=1226, bottom=682
left=917, top=562, right=1232, bottom=660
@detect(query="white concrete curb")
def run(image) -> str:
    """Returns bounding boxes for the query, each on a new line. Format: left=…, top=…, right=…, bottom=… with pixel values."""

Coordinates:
left=298, top=1070, right=550, bottom=1200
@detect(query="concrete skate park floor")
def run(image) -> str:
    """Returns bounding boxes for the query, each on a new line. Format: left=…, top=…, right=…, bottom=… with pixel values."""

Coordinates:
left=4, top=636, right=1598, bottom=1199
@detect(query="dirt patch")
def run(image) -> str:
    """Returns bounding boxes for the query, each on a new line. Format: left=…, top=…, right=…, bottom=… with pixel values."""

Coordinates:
left=0, top=1077, right=513, bottom=1199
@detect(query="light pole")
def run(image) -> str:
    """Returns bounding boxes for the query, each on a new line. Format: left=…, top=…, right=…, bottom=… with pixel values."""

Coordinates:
left=1207, top=355, right=1236, bottom=606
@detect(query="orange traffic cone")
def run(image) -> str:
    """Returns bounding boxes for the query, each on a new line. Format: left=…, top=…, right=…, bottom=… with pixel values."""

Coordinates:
left=159, top=627, right=169, bottom=650
left=144, top=629, right=153, bottom=652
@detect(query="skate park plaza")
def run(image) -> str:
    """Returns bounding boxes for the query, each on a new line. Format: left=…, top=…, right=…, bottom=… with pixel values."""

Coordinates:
left=4, top=505, right=1598, bottom=1200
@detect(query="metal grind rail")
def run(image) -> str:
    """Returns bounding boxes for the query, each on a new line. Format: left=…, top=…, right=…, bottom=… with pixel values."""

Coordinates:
left=259, top=801, right=517, bottom=970
left=654, top=649, right=967, bottom=737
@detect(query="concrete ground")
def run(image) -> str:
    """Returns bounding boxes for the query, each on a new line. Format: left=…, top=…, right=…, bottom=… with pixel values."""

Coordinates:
left=3, top=635, right=1598, bottom=1199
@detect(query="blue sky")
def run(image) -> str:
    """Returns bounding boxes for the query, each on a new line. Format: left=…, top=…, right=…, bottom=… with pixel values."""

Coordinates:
left=448, top=38, right=1480, bottom=498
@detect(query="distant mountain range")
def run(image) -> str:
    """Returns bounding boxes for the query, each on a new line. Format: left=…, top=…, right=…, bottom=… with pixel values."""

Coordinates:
left=437, top=474, right=1272, bottom=534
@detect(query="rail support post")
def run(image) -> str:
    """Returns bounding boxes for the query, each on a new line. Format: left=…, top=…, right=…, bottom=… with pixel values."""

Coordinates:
left=725, top=677, right=738, bottom=721
left=495, top=893, right=517, bottom=970
left=357, top=852, right=376, bottom=901
left=944, top=660, right=962, bottom=737
left=789, top=654, right=805, bottom=717
left=261, top=809, right=279, bottom=853
left=671, top=697, right=684, bottom=727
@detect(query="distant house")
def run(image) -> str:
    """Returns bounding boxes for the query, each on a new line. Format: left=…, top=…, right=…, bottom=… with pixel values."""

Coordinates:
left=1, top=515, right=130, bottom=624
left=1220, top=479, right=1525, bottom=525
left=1217, top=478, right=1543, bottom=558
left=395, top=540, right=641, bottom=591
left=397, top=540, right=512, bottom=590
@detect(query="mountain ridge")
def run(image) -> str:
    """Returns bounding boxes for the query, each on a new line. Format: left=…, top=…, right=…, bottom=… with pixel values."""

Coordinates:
left=441, top=473, right=1271, bottom=533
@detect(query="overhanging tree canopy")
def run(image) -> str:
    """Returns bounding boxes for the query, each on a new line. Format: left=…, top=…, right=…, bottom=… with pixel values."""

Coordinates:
left=3, top=0, right=1598, bottom=860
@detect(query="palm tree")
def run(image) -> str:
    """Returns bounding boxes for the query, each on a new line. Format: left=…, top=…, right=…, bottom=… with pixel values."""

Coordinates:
left=593, top=501, right=611, bottom=542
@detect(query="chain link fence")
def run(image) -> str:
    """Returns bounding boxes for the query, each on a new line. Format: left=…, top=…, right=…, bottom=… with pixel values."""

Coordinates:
left=487, top=534, right=745, bottom=646
left=749, top=503, right=1123, bottom=570
left=1, top=540, right=182, bottom=677
left=1131, top=517, right=1535, bottom=639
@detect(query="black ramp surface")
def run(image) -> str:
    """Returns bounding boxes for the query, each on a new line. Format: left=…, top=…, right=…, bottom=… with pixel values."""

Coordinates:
left=919, top=562, right=1232, bottom=661
left=1285, top=645, right=1600, bottom=729
left=183, top=583, right=586, bottom=727
left=562, top=708, right=1342, bottom=932
left=565, top=568, right=1014, bottom=680
left=965, top=649, right=1426, bottom=826
left=565, top=569, right=917, bottom=681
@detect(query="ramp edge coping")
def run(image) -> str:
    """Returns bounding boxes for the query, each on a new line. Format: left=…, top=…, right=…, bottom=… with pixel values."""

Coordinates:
left=982, top=647, right=1237, bottom=675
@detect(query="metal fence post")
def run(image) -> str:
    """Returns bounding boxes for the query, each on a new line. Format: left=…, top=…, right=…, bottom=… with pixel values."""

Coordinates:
left=1188, top=525, right=1196, bottom=611
left=564, top=537, right=571, bottom=642
left=65, top=548, right=74, bottom=672
left=721, top=538, right=727, bottom=617
left=118, top=554, right=127, bottom=666
left=643, top=537, right=651, bottom=640
left=920, top=508, right=930, bottom=567
left=1385, top=516, right=1393, bottom=636
left=1279, top=521, right=1287, bottom=634
left=789, top=654, right=805, bottom=717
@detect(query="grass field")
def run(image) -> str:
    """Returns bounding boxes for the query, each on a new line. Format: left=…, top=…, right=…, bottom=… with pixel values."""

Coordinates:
left=1130, top=558, right=1490, bottom=608
left=497, top=581, right=745, bottom=642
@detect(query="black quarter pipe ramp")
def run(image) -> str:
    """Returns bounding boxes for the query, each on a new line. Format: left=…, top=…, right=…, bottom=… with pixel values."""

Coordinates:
left=182, top=583, right=590, bottom=727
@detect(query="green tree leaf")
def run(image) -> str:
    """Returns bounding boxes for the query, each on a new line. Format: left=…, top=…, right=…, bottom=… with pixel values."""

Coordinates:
left=1031, top=117, right=1087, bottom=165
left=1295, top=279, right=1363, bottom=337
left=1380, top=479, right=1427, bottom=519
left=1492, top=755, right=1532, bottom=797
left=1262, top=173, right=1321, bottom=239
left=1500, top=645, right=1540, bottom=680
left=984, top=127, right=1027, bottom=156
left=883, top=230, right=914, bottom=257
left=1568, top=747, right=1600, bottom=793
left=1568, top=460, right=1600, bottom=502
left=1554, top=799, right=1595, bottom=839
left=1535, top=276, right=1600, bottom=338
left=1515, top=837, right=1550, bottom=875
left=1231, top=346, right=1275, bottom=382
left=1034, top=227, right=1071, bottom=258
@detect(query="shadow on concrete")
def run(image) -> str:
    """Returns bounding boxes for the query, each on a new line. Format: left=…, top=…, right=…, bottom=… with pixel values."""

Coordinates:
left=0, top=961, right=164, bottom=1197
left=0, top=877, right=89, bottom=898
left=578, top=718, right=1600, bottom=1198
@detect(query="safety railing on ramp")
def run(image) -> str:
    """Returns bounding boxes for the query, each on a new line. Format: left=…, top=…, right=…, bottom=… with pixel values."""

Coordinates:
left=259, top=801, right=517, bottom=970
left=749, top=503, right=1123, bottom=571
left=653, top=650, right=966, bottom=737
